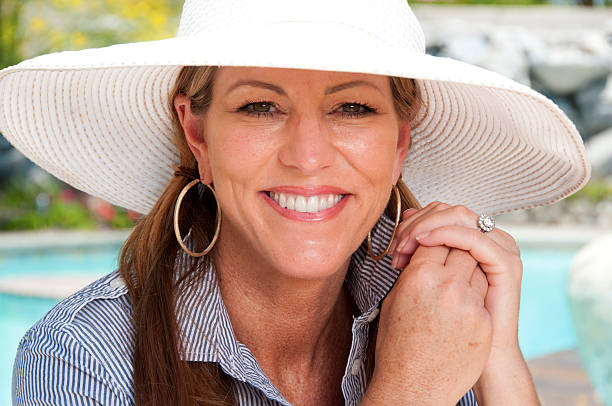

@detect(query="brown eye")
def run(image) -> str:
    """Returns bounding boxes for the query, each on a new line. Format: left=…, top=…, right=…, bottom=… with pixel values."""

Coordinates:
left=237, top=101, right=279, bottom=118
left=337, top=102, right=376, bottom=118
left=343, top=103, right=363, bottom=113
left=251, top=102, right=272, bottom=112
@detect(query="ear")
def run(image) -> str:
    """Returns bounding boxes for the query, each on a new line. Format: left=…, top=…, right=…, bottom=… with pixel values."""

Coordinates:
left=392, top=121, right=411, bottom=184
left=174, top=94, right=213, bottom=184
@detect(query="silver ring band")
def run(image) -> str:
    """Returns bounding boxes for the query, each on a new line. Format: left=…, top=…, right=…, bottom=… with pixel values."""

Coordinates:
left=478, top=214, right=495, bottom=233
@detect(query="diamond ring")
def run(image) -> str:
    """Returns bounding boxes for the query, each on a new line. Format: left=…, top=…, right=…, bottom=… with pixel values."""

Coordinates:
left=477, top=214, right=495, bottom=233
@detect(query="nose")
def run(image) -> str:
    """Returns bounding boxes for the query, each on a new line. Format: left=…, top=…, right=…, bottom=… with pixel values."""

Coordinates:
left=278, top=110, right=336, bottom=175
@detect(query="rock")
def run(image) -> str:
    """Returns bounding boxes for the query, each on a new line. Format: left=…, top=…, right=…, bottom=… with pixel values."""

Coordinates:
left=527, top=201, right=565, bottom=224
left=585, top=127, right=612, bottom=178
left=530, top=57, right=610, bottom=96
left=423, top=21, right=531, bottom=85
left=568, top=234, right=612, bottom=405
left=528, top=33, right=611, bottom=95
left=579, top=76, right=612, bottom=140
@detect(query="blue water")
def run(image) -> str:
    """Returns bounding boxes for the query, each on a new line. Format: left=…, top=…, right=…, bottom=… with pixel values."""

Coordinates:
left=0, top=245, right=579, bottom=404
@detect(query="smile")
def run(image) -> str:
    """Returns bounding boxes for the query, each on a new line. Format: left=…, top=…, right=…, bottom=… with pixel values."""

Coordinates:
left=262, top=186, right=350, bottom=222
left=268, top=192, right=345, bottom=213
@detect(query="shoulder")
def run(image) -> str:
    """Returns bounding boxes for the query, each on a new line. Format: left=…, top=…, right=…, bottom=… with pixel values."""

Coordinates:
left=13, top=270, right=135, bottom=405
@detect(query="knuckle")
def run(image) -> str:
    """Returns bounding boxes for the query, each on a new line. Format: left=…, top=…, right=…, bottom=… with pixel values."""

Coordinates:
left=452, top=204, right=473, bottom=218
left=432, top=201, right=451, bottom=211
left=408, top=260, right=439, bottom=285
left=401, top=208, right=416, bottom=220
left=496, top=228, right=521, bottom=255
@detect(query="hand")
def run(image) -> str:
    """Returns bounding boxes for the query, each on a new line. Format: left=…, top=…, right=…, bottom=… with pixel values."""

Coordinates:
left=391, top=201, right=523, bottom=353
left=365, top=211, right=492, bottom=405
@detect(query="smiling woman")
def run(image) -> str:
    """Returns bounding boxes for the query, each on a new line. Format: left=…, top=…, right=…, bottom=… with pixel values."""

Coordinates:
left=0, top=0, right=590, bottom=406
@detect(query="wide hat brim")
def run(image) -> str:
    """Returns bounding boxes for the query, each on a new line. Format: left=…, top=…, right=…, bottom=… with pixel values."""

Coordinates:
left=0, top=21, right=590, bottom=215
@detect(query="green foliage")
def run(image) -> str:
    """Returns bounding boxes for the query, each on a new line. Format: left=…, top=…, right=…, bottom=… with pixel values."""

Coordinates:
left=1, top=0, right=183, bottom=67
left=0, top=0, right=26, bottom=68
left=0, top=177, right=136, bottom=230
left=567, top=180, right=612, bottom=203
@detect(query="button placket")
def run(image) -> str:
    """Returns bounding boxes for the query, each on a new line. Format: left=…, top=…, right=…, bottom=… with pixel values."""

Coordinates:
left=350, top=358, right=362, bottom=375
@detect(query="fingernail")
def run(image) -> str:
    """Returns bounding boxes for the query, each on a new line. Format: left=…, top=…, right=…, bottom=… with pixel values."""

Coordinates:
left=395, top=237, right=409, bottom=253
left=389, top=239, right=397, bottom=253
left=391, top=254, right=398, bottom=268
left=415, top=231, right=430, bottom=241
left=403, top=208, right=417, bottom=216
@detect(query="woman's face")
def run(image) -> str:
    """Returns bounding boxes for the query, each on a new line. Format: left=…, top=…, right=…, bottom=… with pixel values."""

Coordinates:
left=177, top=67, right=411, bottom=279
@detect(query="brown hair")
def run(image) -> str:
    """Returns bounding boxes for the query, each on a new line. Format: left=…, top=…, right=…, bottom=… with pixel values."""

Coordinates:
left=119, top=66, right=424, bottom=405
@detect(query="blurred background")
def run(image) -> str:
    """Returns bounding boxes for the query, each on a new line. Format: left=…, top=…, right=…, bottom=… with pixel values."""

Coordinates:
left=1, top=0, right=612, bottom=405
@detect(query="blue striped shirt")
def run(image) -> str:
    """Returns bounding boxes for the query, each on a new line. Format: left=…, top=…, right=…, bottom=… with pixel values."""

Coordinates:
left=13, top=216, right=477, bottom=405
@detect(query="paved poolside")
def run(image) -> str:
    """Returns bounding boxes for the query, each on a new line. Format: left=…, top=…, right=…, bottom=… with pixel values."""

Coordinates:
left=529, top=350, right=604, bottom=406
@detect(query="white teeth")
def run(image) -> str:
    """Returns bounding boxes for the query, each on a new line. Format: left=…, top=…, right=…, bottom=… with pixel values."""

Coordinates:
left=286, top=195, right=296, bottom=210
left=318, top=196, right=329, bottom=211
left=306, top=196, right=319, bottom=213
left=295, top=195, right=307, bottom=212
left=269, top=191, right=344, bottom=213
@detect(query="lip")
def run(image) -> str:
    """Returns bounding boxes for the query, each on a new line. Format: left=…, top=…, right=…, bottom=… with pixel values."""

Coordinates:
left=266, top=185, right=350, bottom=196
left=260, top=186, right=351, bottom=222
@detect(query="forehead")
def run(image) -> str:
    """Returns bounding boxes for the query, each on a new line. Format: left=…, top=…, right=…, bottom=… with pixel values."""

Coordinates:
left=214, top=66, right=391, bottom=93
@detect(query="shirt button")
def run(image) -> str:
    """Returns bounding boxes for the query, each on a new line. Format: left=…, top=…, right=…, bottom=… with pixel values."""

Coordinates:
left=109, top=276, right=125, bottom=289
left=366, top=307, right=379, bottom=322
left=351, top=358, right=362, bottom=375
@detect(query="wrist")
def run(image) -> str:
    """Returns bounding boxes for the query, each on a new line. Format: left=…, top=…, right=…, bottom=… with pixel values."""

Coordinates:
left=474, top=345, right=540, bottom=406
left=363, top=370, right=455, bottom=406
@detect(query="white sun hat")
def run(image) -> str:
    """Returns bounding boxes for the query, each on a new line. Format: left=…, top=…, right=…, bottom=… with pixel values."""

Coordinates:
left=0, top=0, right=590, bottom=215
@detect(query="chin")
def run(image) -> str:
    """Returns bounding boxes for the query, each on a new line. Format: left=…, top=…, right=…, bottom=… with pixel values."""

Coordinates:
left=271, top=246, right=352, bottom=281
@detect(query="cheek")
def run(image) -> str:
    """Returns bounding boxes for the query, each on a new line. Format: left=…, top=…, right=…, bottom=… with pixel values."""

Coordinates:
left=334, top=125, right=398, bottom=181
left=207, top=124, right=280, bottom=182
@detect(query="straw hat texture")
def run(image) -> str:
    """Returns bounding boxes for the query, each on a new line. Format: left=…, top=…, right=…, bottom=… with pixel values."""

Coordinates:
left=0, top=0, right=590, bottom=215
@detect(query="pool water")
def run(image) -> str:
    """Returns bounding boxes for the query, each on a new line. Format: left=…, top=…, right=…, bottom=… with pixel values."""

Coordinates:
left=0, top=246, right=578, bottom=404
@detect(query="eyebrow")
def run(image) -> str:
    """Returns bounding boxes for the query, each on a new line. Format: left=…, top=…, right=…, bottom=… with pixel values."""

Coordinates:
left=225, top=80, right=287, bottom=96
left=324, top=80, right=382, bottom=95
left=224, top=79, right=382, bottom=96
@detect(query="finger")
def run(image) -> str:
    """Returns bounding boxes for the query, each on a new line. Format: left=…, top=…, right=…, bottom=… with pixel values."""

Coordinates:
left=389, top=208, right=419, bottom=253
left=390, top=202, right=449, bottom=260
left=396, top=204, right=473, bottom=257
left=397, top=205, right=514, bottom=257
left=391, top=202, right=444, bottom=252
left=415, top=225, right=519, bottom=280
left=402, top=208, right=419, bottom=220
left=392, top=202, right=451, bottom=255
left=392, top=251, right=412, bottom=270
left=444, top=248, right=478, bottom=284
left=470, top=265, right=489, bottom=300
left=409, top=244, right=450, bottom=267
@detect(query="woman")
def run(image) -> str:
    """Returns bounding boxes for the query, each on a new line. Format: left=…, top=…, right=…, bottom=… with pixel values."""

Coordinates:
left=2, top=0, right=589, bottom=405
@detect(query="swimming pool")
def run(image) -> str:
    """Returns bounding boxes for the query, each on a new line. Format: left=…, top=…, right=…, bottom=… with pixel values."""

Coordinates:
left=0, top=242, right=580, bottom=404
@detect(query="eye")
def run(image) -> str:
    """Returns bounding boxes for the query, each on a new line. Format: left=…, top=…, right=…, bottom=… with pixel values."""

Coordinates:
left=238, top=101, right=279, bottom=118
left=338, top=102, right=376, bottom=118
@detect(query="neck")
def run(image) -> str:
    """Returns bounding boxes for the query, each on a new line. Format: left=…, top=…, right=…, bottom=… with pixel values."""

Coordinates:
left=212, top=229, right=357, bottom=373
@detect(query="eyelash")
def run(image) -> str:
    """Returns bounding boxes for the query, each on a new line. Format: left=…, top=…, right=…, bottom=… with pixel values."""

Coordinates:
left=236, top=100, right=378, bottom=119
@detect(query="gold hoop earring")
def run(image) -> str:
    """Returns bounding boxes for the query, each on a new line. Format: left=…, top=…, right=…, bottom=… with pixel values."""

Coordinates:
left=173, top=179, right=222, bottom=258
left=367, top=184, right=401, bottom=261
